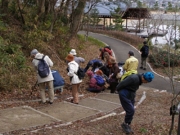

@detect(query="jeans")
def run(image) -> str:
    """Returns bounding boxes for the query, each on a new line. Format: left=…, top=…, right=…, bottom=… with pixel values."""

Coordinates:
left=119, top=89, right=135, bottom=125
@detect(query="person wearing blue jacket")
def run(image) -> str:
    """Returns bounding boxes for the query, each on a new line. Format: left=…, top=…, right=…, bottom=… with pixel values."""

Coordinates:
left=116, top=72, right=154, bottom=134
left=84, top=59, right=103, bottom=73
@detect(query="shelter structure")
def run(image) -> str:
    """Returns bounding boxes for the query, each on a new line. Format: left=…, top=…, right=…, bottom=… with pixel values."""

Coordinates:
left=121, top=8, right=151, bottom=32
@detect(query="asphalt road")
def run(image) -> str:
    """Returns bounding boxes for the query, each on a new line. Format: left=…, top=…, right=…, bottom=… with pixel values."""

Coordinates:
left=78, top=31, right=180, bottom=93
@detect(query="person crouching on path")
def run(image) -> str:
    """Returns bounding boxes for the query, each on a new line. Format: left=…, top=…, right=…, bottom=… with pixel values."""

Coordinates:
left=108, top=58, right=120, bottom=93
left=116, top=72, right=154, bottom=134
left=66, top=54, right=82, bottom=104
left=31, top=49, right=54, bottom=104
left=86, top=70, right=105, bottom=93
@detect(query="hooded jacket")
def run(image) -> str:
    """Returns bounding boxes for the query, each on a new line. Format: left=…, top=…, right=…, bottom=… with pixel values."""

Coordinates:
left=32, top=53, right=54, bottom=84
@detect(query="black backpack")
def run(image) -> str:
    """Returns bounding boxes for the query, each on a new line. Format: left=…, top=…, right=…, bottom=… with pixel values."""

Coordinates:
left=76, top=67, right=85, bottom=80
left=144, top=46, right=149, bottom=56
left=35, top=55, right=50, bottom=78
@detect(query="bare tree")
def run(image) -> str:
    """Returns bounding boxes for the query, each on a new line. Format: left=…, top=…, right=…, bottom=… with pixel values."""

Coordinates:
left=146, top=9, right=180, bottom=135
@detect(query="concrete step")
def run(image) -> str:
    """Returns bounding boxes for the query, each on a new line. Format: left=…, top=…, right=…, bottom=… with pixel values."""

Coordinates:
left=0, top=88, right=147, bottom=134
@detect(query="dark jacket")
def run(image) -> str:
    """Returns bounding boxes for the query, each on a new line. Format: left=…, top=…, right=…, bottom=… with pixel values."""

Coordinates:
left=116, top=74, right=142, bottom=92
left=140, top=45, right=149, bottom=57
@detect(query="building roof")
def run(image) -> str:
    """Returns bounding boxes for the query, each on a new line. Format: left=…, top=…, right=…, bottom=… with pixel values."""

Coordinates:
left=121, top=8, right=151, bottom=19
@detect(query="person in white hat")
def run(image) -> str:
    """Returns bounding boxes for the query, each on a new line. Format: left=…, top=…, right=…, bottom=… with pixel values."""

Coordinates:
left=69, top=49, right=85, bottom=65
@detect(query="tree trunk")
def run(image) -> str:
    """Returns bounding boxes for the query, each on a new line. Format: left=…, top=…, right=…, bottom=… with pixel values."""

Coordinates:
left=1, top=0, right=9, bottom=13
left=37, top=0, right=45, bottom=16
left=70, top=0, right=86, bottom=38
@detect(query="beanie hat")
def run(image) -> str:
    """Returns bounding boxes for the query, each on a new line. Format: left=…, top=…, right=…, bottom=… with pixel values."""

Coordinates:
left=143, top=72, right=154, bottom=82
left=95, top=70, right=103, bottom=76
left=128, top=50, right=134, bottom=56
left=143, top=41, right=147, bottom=45
left=69, top=49, right=77, bottom=56
left=86, top=70, right=94, bottom=77
left=30, top=49, right=39, bottom=56
left=65, top=54, right=74, bottom=62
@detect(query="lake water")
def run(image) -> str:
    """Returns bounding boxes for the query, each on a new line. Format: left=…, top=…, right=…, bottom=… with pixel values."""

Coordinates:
left=151, top=25, right=179, bottom=48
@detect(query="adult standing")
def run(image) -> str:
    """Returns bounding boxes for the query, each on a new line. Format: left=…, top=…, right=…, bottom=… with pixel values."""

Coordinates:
left=31, top=49, right=54, bottom=104
left=69, top=49, right=85, bottom=65
left=116, top=72, right=154, bottom=134
left=121, top=51, right=139, bottom=81
left=140, top=41, right=149, bottom=70
left=66, top=54, right=82, bottom=104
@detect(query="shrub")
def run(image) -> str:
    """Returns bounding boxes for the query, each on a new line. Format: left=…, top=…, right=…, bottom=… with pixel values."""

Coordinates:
left=149, top=50, right=180, bottom=67
left=0, top=37, right=29, bottom=91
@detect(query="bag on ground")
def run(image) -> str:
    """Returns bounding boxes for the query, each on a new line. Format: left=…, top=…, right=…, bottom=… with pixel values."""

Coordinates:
left=94, top=75, right=105, bottom=86
left=35, top=55, right=50, bottom=78
left=76, top=67, right=85, bottom=80
left=51, top=70, right=65, bottom=87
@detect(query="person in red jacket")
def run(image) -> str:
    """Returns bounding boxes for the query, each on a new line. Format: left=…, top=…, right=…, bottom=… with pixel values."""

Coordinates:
left=86, top=70, right=105, bottom=93
left=99, top=46, right=112, bottom=60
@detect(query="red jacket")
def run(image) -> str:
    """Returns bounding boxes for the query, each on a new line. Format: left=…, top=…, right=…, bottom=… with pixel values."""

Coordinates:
left=99, top=48, right=112, bottom=59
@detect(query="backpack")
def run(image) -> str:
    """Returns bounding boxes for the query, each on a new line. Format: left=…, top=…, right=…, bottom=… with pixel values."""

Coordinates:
left=144, top=46, right=149, bottom=56
left=35, top=55, right=50, bottom=78
left=76, top=67, right=85, bottom=80
left=94, top=75, right=105, bottom=86
left=51, top=70, right=65, bottom=87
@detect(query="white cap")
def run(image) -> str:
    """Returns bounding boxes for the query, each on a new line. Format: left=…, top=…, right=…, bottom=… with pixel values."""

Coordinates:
left=69, top=49, right=77, bottom=56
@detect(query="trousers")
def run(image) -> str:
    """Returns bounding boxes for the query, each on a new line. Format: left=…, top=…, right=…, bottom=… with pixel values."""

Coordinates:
left=39, top=80, right=54, bottom=103
left=119, top=89, right=135, bottom=125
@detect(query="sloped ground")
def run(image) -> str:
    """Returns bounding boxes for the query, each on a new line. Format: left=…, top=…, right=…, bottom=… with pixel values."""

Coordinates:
left=3, top=87, right=178, bottom=135
left=0, top=36, right=179, bottom=134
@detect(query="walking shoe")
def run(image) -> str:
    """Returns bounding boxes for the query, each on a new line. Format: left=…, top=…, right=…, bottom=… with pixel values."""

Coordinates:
left=143, top=68, right=146, bottom=70
left=121, top=122, right=131, bottom=134
left=140, top=67, right=143, bottom=69
left=48, top=101, right=53, bottom=104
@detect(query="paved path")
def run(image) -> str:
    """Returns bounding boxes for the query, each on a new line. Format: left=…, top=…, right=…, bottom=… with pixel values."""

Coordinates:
left=0, top=87, right=150, bottom=134
left=78, top=31, right=180, bottom=93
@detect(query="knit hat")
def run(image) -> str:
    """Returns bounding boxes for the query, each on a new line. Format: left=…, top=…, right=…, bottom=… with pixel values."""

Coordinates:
left=143, top=72, right=154, bottom=82
left=86, top=70, right=94, bottom=77
left=143, top=41, right=147, bottom=45
left=65, top=54, right=74, bottom=62
left=30, top=49, right=39, bottom=56
left=69, top=49, right=77, bottom=56
left=128, top=50, right=134, bottom=56
left=95, top=70, right=103, bottom=76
